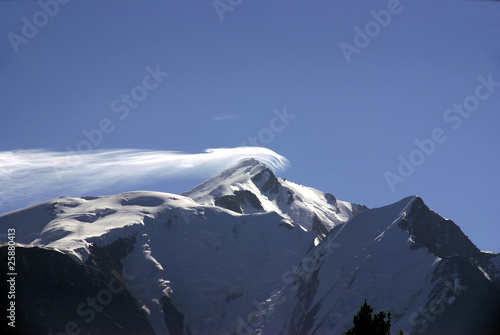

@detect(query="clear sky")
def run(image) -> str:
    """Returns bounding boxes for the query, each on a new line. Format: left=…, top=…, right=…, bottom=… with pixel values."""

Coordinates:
left=0, top=0, right=499, bottom=252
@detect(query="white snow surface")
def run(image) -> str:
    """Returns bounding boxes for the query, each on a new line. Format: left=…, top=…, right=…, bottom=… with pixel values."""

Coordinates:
left=1, top=159, right=493, bottom=334
left=249, top=196, right=442, bottom=334
left=0, top=189, right=317, bottom=334
left=183, top=158, right=362, bottom=234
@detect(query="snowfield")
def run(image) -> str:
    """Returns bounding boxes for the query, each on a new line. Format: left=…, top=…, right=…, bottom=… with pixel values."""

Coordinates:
left=1, top=158, right=499, bottom=335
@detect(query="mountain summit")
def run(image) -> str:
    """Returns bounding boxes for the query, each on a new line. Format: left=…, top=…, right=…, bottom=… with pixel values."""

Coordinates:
left=183, top=157, right=367, bottom=239
left=1, top=158, right=499, bottom=335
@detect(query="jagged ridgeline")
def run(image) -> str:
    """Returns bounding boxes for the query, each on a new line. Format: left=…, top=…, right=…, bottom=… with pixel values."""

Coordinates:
left=1, top=158, right=499, bottom=335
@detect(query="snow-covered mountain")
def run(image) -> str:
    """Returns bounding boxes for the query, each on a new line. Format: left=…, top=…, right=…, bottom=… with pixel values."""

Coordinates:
left=183, top=158, right=367, bottom=241
left=1, top=158, right=499, bottom=335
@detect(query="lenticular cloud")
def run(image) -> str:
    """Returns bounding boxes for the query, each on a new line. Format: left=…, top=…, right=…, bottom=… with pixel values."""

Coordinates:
left=0, top=147, right=289, bottom=213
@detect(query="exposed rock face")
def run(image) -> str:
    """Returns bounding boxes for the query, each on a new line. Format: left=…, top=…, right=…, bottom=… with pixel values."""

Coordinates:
left=398, top=197, right=481, bottom=259
left=215, top=190, right=264, bottom=214
left=1, top=161, right=498, bottom=335
left=252, top=167, right=280, bottom=194
left=274, top=197, right=500, bottom=335
left=1, top=243, right=154, bottom=335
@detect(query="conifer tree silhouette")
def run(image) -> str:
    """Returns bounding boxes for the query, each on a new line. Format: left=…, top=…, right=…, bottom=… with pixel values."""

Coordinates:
left=345, top=299, right=403, bottom=335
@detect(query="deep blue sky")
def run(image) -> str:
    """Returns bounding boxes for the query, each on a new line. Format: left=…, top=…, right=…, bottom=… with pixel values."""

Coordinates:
left=1, top=0, right=499, bottom=252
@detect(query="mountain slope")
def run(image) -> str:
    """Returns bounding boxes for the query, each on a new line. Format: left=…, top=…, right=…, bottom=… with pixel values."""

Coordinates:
left=0, top=159, right=499, bottom=335
left=183, top=158, right=367, bottom=240
left=1, top=190, right=317, bottom=334
left=1, top=244, right=154, bottom=335
left=262, top=196, right=500, bottom=335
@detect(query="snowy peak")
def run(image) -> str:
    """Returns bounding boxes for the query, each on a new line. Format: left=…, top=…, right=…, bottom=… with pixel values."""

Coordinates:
left=272, top=195, right=500, bottom=335
left=400, top=196, right=481, bottom=259
left=0, top=188, right=317, bottom=334
left=228, top=156, right=264, bottom=170
left=183, top=158, right=368, bottom=235
left=1, top=163, right=499, bottom=335
left=181, top=157, right=270, bottom=204
left=181, top=158, right=273, bottom=209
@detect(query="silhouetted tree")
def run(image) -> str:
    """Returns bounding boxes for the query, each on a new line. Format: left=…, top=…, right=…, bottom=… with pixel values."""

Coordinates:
left=345, top=299, right=403, bottom=335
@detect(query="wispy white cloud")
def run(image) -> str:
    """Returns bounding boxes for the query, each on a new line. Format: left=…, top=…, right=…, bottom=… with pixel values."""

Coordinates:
left=212, top=114, right=235, bottom=121
left=0, top=147, right=289, bottom=213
